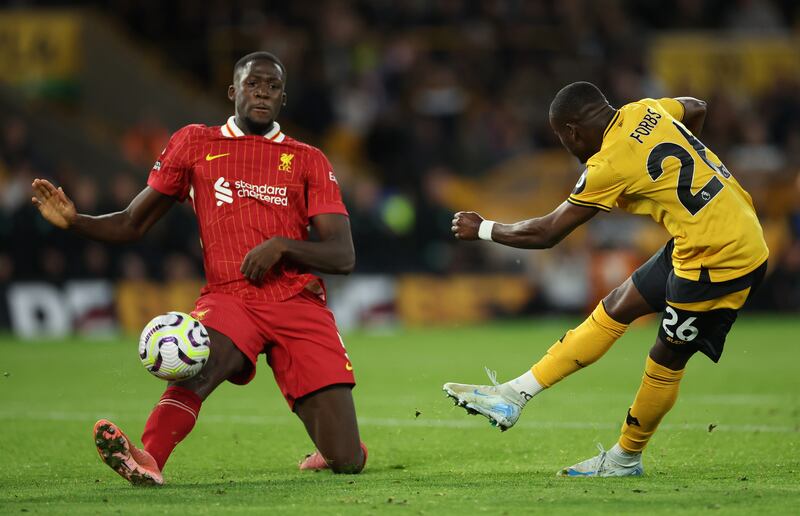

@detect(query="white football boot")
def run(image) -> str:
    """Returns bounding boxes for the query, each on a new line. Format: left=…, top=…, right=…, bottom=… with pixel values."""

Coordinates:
left=443, top=368, right=525, bottom=431
left=558, top=444, right=644, bottom=477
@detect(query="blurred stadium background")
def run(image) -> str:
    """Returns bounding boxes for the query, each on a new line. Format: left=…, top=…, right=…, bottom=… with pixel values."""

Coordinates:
left=1, top=0, right=799, bottom=338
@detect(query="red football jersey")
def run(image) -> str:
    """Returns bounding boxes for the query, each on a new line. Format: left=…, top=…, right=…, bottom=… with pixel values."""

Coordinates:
left=147, top=117, right=348, bottom=302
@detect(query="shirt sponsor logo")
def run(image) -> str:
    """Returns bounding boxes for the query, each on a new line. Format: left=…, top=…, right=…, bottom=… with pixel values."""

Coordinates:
left=214, top=177, right=234, bottom=206
left=278, top=153, right=294, bottom=172
left=213, top=176, right=288, bottom=207
left=234, top=180, right=288, bottom=206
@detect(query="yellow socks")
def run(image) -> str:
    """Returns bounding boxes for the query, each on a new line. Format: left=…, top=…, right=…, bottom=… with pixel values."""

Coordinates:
left=531, top=303, right=628, bottom=388
left=515, top=301, right=684, bottom=455
left=619, top=356, right=685, bottom=452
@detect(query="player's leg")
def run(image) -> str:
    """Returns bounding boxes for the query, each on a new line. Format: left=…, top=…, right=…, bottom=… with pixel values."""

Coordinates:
left=615, top=337, right=694, bottom=454
left=442, top=242, right=671, bottom=430
left=94, top=327, right=250, bottom=485
left=259, top=289, right=366, bottom=473
left=561, top=261, right=767, bottom=477
left=558, top=336, right=693, bottom=477
left=529, top=276, right=655, bottom=387
left=442, top=279, right=654, bottom=430
left=523, top=241, right=673, bottom=391
left=294, top=385, right=366, bottom=474
left=95, top=294, right=262, bottom=485
left=139, top=327, right=250, bottom=469
left=613, top=263, right=767, bottom=461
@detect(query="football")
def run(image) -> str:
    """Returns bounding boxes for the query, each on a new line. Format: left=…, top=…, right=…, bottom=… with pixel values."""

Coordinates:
left=138, top=311, right=211, bottom=381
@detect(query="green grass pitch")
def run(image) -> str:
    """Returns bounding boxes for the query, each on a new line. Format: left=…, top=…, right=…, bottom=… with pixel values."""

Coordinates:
left=1, top=316, right=798, bottom=514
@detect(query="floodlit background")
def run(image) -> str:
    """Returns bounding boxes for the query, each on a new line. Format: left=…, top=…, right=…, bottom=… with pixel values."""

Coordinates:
left=1, top=0, right=799, bottom=337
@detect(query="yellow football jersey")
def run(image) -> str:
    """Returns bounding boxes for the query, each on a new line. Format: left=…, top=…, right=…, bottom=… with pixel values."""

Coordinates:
left=568, top=97, right=768, bottom=282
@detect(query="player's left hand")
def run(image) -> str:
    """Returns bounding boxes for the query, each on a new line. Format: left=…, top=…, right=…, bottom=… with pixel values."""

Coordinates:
left=452, top=211, right=483, bottom=240
left=241, top=238, right=287, bottom=284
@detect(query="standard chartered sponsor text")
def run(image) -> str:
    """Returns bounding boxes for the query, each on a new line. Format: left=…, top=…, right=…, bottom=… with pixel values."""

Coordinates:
left=234, top=180, right=288, bottom=206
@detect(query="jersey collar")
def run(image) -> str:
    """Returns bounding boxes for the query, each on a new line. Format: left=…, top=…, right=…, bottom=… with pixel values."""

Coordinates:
left=603, top=109, right=621, bottom=140
left=221, top=116, right=285, bottom=142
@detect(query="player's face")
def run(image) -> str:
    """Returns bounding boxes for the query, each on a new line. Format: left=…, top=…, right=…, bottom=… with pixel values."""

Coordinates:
left=550, top=116, right=592, bottom=164
left=228, top=60, right=286, bottom=132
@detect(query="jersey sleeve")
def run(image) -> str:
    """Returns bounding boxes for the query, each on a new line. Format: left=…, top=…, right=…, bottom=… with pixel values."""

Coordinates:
left=146, top=126, right=195, bottom=202
left=305, top=148, right=348, bottom=217
left=567, top=158, right=625, bottom=212
left=657, top=97, right=685, bottom=121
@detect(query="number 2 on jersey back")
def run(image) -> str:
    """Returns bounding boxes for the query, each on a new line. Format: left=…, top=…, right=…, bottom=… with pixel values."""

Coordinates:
left=646, top=121, right=730, bottom=216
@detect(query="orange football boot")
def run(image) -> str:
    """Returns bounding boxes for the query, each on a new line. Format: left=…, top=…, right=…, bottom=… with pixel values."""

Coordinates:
left=93, top=419, right=163, bottom=486
left=298, top=450, right=328, bottom=470
left=299, top=441, right=368, bottom=471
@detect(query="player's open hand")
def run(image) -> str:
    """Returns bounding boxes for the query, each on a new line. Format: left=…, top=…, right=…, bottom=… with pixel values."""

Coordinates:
left=31, top=178, right=77, bottom=230
left=241, top=238, right=287, bottom=284
left=452, top=211, right=483, bottom=240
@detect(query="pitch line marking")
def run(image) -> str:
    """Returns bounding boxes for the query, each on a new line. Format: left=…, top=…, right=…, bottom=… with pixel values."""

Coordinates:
left=0, top=411, right=796, bottom=434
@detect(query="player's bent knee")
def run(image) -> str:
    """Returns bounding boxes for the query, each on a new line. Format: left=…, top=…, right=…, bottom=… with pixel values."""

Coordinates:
left=321, top=440, right=365, bottom=474
left=601, top=286, right=629, bottom=322
left=327, top=452, right=365, bottom=474
left=332, top=464, right=364, bottom=475
left=602, top=278, right=653, bottom=324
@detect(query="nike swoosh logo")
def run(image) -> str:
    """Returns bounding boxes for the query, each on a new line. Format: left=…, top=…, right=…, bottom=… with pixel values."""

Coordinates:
left=472, top=389, right=489, bottom=397
left=345, top=362, right=353, bottom=371
left=492, top=403, right=515, bottom=417
left=206, top=152, right=230, bottom=161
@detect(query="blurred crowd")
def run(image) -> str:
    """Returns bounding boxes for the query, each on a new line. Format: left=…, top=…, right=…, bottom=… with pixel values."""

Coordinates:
left=0, top=115, right=200, bottom=285
left=2, top=0, right=800, bottom=310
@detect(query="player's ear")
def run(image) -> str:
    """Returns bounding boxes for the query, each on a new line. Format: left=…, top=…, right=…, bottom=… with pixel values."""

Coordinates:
left=227, top=85, right=235, bottom=102
left=282, top=92, right=287, bottom=106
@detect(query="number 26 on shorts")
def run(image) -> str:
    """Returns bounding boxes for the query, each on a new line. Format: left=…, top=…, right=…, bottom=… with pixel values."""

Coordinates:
left=662, top=306, right=699, bottom=342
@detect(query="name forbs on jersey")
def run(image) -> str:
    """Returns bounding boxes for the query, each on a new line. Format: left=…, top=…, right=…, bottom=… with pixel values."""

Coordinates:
left=213, top=176, right=288, bottom=207
left=629, top=107, right=663, bottom=144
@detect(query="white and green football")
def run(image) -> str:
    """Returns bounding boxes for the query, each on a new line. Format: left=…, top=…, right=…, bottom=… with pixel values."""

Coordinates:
left=138, top=311, right=210, bottom=381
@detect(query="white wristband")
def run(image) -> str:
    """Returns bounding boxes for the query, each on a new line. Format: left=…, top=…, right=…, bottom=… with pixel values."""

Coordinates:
left=478, top=220, right=496, bottom=241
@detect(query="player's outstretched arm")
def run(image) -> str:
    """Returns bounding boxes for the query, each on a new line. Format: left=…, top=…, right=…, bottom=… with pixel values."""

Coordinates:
left=240, top=213, right=355, bottom=283
left=31, top=178, right=175, bottom=243
left=675, top=97, right=707, bottom=136
left=452, top=201, right=598, bottom=249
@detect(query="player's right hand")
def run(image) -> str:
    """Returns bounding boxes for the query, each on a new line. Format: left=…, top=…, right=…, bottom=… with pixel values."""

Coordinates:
left=31, top=178, right=77, bottom=230
left=452, top=211, right=483, bottom=240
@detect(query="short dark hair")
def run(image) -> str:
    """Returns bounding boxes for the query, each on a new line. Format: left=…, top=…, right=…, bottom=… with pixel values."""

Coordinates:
left=549, top=81, right=608, bottom=121
left=233, top=51, right=286, bottom=81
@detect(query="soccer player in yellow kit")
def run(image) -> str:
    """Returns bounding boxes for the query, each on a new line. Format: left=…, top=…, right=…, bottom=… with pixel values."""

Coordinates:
left=444, top=82, right=769, bottom=477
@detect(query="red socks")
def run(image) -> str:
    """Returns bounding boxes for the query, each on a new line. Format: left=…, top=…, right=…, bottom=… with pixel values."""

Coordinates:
left=141, top=386, right=202, bottom=470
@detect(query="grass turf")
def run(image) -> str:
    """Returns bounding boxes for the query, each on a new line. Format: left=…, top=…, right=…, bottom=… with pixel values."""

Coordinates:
left=1, top=315, right=798, bottom=514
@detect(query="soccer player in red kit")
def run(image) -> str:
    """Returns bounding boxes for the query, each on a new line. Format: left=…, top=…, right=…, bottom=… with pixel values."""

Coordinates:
left=31, top=52, right=367, bottom=485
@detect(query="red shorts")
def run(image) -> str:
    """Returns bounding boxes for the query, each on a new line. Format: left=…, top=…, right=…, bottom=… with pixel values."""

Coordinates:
left=190, top=288, right=355, bottom=409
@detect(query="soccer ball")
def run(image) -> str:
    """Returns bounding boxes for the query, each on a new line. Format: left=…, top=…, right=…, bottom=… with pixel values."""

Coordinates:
left=138, top=311, right=211, bottom=381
